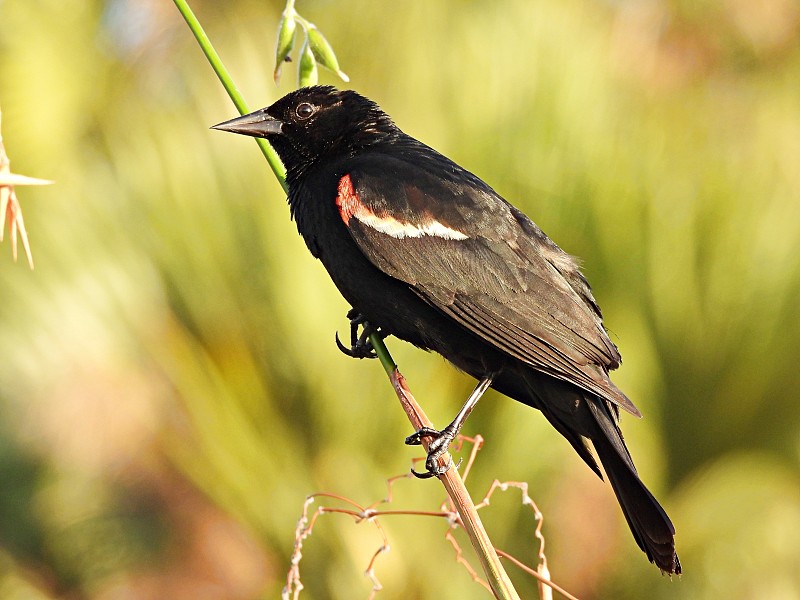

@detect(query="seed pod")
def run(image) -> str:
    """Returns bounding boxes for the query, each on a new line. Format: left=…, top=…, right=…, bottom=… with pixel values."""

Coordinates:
left=298, top=39, right=318, bottom=87
left=273, top=9, right=297, bottom=83
left=306, top=25, right=349, bottom=82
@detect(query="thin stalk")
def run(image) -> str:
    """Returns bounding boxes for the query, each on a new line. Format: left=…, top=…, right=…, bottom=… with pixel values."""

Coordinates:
left=382, top=342, right=519, bottom=600
left=172, top=0, right=288, bottom=192
left=173, top=2, right=519, bottom=597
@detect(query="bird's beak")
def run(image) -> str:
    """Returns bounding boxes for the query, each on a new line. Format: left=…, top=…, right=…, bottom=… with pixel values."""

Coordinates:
left=210, top=110, right=283, bottom=138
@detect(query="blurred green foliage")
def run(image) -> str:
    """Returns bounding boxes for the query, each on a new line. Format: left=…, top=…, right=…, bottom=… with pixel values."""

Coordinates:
left=1, top=0, right=799, bottom=598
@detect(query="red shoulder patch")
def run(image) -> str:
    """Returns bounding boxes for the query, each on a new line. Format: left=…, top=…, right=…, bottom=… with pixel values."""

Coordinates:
left=335, top=173, right=469, bottom=240
left=335, top=174, right=360, bottom=225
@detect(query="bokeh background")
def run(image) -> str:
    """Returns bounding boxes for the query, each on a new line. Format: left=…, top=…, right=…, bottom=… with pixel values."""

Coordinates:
left=1, top=0, right=799, bottom=598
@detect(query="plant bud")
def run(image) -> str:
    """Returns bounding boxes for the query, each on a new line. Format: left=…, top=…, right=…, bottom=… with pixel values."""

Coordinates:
left=273, top=9, right=297, bottom=83
left=307, top=25, right=349, bottom=82
left=298, top=39, right=318, bottom=87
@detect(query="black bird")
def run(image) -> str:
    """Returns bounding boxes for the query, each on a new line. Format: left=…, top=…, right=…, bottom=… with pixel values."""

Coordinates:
left=212, top=86, right=680, bottom=574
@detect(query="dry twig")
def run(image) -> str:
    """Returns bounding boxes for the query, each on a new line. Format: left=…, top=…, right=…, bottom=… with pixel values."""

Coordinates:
left=283, top=434, right=580, bottom=600
left=386, top=367, right=520, bottom=599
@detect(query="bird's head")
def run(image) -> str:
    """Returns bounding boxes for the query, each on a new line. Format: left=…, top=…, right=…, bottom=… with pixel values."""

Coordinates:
left=212, top=86, right=399, bottom=173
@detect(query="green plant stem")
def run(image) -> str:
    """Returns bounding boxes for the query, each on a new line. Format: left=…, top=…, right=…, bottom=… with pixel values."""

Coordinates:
left=172, top=0, right=288, bottom=192
left=174, top=2, right=520, bottom=597
left=370, top=332, right=397, bottom=375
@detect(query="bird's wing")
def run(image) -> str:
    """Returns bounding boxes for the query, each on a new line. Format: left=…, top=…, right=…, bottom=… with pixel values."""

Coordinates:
left=336, top=152, right=639, bottom=416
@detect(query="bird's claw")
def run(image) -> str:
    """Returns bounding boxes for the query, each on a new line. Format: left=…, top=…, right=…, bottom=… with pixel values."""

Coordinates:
left=335, top=330, right=377, bottom=359
left=335, top=309, right=383, bottom=360
left=405, top=425, right=461, bottom=479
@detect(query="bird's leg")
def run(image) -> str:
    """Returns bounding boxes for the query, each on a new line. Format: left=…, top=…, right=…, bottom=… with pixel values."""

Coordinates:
left=405, top=373, right=495, bottom=479
left=335, top=308, right=385, bottom=359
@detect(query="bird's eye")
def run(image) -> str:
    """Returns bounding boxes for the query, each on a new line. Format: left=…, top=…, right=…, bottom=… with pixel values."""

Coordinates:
left=295, top=102, right=316, bottom=120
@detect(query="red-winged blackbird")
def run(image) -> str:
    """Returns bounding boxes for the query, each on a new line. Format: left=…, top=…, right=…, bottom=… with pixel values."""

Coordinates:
left=212, top=86, right=680, bottom=574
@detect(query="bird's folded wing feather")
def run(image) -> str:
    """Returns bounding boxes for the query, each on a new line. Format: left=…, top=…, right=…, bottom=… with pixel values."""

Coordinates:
left=337, top=153, right=640, bottom=416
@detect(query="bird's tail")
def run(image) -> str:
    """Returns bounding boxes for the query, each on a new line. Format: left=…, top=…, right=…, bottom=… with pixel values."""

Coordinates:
left=585, top=398, right=681, bottom=574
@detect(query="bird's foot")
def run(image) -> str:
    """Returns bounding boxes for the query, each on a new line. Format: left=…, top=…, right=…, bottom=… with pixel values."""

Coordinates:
left=335, top=308, right=383, bottom=359
left=405, top=425, right=461, bottom=479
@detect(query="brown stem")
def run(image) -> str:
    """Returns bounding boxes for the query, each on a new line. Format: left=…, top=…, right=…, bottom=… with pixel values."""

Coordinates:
left=389, top=367, right=521, bottom=600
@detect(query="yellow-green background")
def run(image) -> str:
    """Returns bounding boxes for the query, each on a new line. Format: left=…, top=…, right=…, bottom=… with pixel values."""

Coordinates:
left=1, top=0, right=799, bottom=598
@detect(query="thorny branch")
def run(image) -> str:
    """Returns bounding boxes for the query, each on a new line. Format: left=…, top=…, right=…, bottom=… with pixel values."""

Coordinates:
left=0, top=107, right=52, bottom=268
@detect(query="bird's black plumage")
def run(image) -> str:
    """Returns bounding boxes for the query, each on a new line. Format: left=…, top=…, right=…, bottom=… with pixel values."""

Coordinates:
left=212, top=86, right=680, bottom=574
